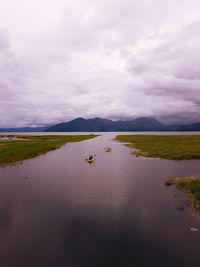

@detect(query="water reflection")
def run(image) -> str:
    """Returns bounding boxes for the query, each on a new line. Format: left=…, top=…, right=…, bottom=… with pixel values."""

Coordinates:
left=0, top=203, right=191, bottom=267
left=0, top=132, right=200, bottom=267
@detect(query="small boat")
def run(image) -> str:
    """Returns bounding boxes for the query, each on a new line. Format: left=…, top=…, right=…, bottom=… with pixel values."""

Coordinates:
left=104, top=147, right=112, bottom=152
left=86, top=158, right=95, bottom=163
left=86, top=155, right=95, bottom=163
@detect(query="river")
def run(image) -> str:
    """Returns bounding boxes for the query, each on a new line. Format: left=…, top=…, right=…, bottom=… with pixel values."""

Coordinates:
left=0, top=132, right=200, bottom=267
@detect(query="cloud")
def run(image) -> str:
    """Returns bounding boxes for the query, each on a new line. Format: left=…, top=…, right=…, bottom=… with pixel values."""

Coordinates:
left=0, top=0, right=200, bottom=127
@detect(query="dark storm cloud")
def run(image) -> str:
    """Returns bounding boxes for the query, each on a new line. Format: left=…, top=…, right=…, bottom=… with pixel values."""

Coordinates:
left=0, top=0, right=200, bottom=127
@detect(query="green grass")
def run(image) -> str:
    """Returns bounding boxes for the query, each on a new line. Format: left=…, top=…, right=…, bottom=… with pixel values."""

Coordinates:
left=165, top=177, right=200, bottom=209
left=116, top=135, right=200, bottom=160
left=177, top=179, right=200, bottom=200
left=0, top=134, right=98, bottom=166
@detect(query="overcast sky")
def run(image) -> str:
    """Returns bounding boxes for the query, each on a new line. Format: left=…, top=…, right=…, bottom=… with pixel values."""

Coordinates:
left=0, top=0, right=200, bottom=127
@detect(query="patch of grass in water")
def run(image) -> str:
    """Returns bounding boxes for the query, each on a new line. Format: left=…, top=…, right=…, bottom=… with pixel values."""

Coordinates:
left=176, top=179, right=200, bottom=200
left=116, top=135, right=200, bottom=160
left=0, top=134, right=98, bottom=166
left=165, top=177, right=200, bottom=210
left=190, top=227, right=199, bottom=232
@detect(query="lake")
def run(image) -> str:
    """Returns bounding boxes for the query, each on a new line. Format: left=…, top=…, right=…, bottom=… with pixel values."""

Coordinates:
left=0, top=132, right=200, bottom=267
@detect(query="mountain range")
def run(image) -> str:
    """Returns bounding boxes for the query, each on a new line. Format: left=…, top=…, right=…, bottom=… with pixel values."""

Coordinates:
left=1, top=117, right=200, bottom=132
left=45, top=117, right=200, bottom=132
left=0, top=126, right=48, bottom=132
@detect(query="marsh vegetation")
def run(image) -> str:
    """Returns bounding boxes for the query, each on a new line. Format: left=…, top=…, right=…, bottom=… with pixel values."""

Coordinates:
left=116, top=135, right=200, bottom=160
left=0, top=134, right=98, bottom=166
left=166, top=177, right=200, bottom=210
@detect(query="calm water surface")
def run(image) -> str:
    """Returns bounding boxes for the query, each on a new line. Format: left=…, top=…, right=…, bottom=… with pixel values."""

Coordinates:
left=0, top=132, right=200, bottom=267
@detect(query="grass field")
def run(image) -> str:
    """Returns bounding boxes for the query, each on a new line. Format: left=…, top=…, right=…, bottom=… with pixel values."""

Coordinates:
left=166, top=177, right=200, bottom=209
left=116, top=135, right=200, bottom=160
left=0, top=134, right=98, bottom=166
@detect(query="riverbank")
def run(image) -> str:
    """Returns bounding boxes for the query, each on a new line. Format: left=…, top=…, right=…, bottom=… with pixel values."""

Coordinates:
left=0, top=134, right=98, bottom=166
left=116, top=135, right=200, bottom=160
left=166, top=177, right=200, bottom=210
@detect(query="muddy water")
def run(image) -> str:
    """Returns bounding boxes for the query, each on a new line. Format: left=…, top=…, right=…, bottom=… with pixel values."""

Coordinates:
left=0, top=132, right=200, bottom=267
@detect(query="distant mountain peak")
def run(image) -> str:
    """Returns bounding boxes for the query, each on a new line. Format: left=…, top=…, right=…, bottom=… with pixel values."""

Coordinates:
left=71, top=117, right=85, bottom=122
left=2, top=117, right=200, bottom=132
left=45, top=116, right=169, bottom=132
left=132, top=117, right=163, bottom=125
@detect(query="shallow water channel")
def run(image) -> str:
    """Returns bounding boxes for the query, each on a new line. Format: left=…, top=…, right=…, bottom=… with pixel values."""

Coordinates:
left=0, top=132, right=200, bottom=267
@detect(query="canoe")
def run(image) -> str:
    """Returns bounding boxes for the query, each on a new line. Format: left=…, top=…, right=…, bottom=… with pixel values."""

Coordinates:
left=86, top=158, right=94, bottom=163
left=105, top=148, right=112, bottom=152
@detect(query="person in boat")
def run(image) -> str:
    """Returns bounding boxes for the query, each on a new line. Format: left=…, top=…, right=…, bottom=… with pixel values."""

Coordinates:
left=88, top=155, right=94, bottom=160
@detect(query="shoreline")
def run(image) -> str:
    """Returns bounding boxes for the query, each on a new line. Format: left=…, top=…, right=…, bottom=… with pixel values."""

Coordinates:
left=0, top=134, right=98, bottom=166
